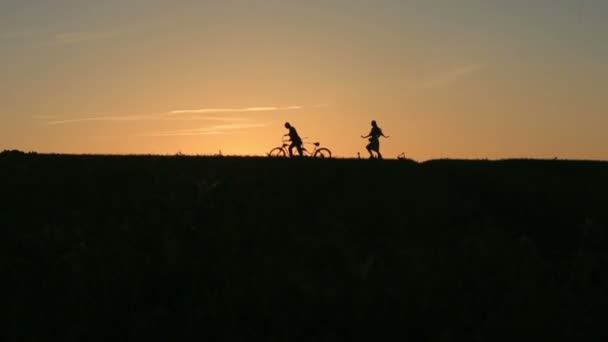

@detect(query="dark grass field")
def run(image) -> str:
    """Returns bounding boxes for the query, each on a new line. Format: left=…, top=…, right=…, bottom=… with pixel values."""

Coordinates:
left=2, top=150, right=608, bottom=341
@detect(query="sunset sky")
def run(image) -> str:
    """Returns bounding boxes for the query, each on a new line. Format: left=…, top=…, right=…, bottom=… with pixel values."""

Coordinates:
left=1, top=0, right=606, bottom=160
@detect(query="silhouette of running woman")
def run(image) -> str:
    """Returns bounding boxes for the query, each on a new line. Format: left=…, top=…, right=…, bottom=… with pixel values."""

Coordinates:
left=361, top=120, right=389, bottom=159
left=284, top=122, right=304, bottom=157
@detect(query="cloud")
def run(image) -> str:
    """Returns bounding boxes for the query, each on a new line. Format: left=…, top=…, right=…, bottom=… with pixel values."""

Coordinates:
left=39, top=104, right=303, bottom=125
left=40, top=31, right=117, bottom=46
left=46, top=115, right=156, bottom=125
left=2, top=29, right=116, bottom=47
left=32, top=114, right=60, bottom=120
left=143, top=131, right=226, bottom=137
left=162, top=116, right=250, bottom=122
left=1, top=28, right=44, bottom=40
left=169, top=106, right=302, bottom=115
left=43, top=114, right=254, bottom=125
left=141, top=122, right=271, bottom=137
left=423, top=64, right=485, bottom=88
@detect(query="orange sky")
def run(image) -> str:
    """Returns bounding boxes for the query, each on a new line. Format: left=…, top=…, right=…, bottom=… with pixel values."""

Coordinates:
left=1, top=1, right=607, bottom=160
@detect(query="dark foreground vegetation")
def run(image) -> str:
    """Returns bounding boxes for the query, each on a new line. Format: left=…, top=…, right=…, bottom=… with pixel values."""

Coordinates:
left=2, top=151, right=608, bottom=341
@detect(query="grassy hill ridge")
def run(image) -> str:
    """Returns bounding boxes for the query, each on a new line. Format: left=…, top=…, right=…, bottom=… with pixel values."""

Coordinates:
left=2, top=153, right=607, bottom=341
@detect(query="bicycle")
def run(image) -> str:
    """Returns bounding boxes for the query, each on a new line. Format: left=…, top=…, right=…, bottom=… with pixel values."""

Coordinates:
left=268, top=137, right=332, bottom=158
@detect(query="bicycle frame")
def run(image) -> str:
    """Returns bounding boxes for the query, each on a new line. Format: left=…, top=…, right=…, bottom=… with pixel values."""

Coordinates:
left=268, top=138, right=331, bottom=158
left=301, top=142, right=322, bottom=157
left=275, top=143, right=314, bottom=157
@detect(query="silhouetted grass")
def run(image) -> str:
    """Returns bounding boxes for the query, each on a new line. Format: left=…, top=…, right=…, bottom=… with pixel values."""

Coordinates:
left=2, top=152, right=607, bottom=341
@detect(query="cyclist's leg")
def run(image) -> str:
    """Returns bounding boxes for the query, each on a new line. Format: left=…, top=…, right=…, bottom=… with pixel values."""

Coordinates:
left=288, top=144, right=295, bottom=157
left=297, top=144, right=304, bottom=156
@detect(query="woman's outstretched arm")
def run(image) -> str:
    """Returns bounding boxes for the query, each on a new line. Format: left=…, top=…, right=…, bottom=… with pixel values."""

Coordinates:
left=361, top=129, right=373, bottom=138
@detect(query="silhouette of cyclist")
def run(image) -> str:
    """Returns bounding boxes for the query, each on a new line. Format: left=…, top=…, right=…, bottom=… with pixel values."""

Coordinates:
left=284, top=122, right=304, bottom=157
left=361, top=120, right=389, bottom=159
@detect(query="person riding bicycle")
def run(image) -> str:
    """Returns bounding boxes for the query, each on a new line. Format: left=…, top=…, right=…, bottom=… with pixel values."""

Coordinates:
left=284, top=122, right=304, bottom=157
left=361, top=120, right=389, bottom=159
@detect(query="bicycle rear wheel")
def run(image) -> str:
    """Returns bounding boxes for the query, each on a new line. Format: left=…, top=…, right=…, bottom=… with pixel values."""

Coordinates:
left=268, top=147, right=286, bottom=157
left=313, top=148, right=331, bottom=159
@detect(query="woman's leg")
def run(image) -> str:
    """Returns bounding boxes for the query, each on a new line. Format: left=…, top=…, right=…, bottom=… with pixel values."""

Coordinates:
left=373, top=140, right=382, bottom=159
left=366, top=144, right=374, bottom=158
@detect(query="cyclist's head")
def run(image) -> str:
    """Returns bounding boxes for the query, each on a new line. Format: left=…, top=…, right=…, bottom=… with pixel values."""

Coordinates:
left=284, top=122, right=291, bottom=129
left=371, top=120, right=377, bottom=127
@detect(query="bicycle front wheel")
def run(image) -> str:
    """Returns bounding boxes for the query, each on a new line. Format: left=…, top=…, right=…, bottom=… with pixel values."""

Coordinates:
left=313, top=148, right=332, bottom=159
left=268, top=147, right=286, bottom=157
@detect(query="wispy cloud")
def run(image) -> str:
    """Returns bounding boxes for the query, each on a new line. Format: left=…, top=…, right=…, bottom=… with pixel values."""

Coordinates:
left=39, top=105, right=302, bottom=125
left=423, top=64, right=485, bottom=88
left=32, top=114, right=60, bottom=120
left=1, top=28, right=44, bottom=40
left=43, top=114, right=253, bottom=125
left=163, top=116, right=250, bottom=122
left=169, top=106, right=302, bottom=115
left=47, top=115, right=156, bottom=125
left=40, top=31, right=117, bottom=46
left=3, top=28, right=117, bottom=47
left=143, top=130, right=227, bottom=137
left=140, top=123, right=271, bottom=137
